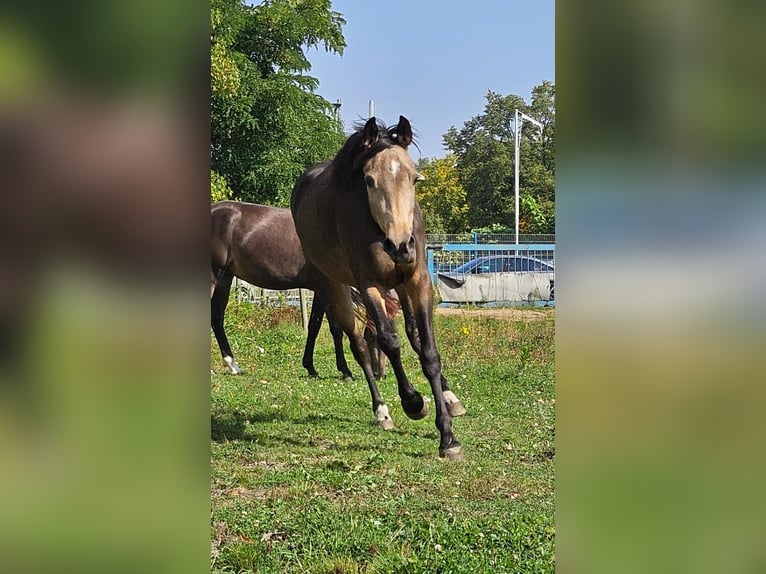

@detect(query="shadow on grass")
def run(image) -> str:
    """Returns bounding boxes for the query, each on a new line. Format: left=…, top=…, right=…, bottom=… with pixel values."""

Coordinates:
left=211, top=409, right=440, bottom=459
left=211, top=409, right=356, bottom=443
left=210, top=410, right=278, bottom=442
left=298, top=373, right=358, bottom=382
left=210, top=411, right=439, bottom=459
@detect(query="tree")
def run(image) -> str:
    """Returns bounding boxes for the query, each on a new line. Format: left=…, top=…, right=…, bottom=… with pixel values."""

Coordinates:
left=210, top=0, right=346, bottom=205
left=415, top=155, right=468, bottom=234
left=210, top=170, right=231, bottom=202
left=443, top=82, right=555, bottom=234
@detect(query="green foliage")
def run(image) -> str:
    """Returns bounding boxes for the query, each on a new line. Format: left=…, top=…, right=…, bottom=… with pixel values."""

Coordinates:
left=471, top=223, right=513, bottom=235
left=210, top=14, right=240, bottom=98
left=444, top=82, right=555, bottom=234
left=211, top=170, right=231, bottom=202
left=211, top=303, right=555, bottom=573
left=415, top=155, right=469, bottom=234
left=521, top=195, right=548, bottom=235
left=211, top=0, right=346, bottom=206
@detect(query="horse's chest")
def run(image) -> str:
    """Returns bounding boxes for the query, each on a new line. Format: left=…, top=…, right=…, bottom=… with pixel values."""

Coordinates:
left=303, top=236, right=356, bottom=284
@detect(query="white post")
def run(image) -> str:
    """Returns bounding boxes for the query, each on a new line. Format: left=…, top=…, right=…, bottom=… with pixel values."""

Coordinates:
left=513, top=109, right=544, bottom=247
left=368, top=99, right=375, bottom=118
left=514, top=109, right=520, bottom=246
left=299, top=289, right=308, bottom=334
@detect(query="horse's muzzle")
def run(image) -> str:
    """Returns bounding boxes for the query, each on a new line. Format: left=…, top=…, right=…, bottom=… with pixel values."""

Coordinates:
left=383, top=235, right=416, bottom=264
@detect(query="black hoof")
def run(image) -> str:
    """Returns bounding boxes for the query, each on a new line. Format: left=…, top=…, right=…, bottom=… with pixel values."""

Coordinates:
left=303, top=365, right=319, bottom=379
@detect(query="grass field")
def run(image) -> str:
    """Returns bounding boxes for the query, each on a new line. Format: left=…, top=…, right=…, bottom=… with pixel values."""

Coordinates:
left=211, top=302, right=555, bottom=573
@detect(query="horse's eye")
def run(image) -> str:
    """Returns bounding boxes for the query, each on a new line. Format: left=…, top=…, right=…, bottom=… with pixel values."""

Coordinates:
left=364, top=175, right=375, bottom=187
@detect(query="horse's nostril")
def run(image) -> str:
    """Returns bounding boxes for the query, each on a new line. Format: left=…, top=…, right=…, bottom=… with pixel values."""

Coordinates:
left=408, top=235, right=415, bottom=247
left=383, top=238, right=396, bottom=253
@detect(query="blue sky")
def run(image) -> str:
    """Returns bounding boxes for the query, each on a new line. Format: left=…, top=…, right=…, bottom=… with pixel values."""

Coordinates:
left=309, top=0, right=555, bottom=160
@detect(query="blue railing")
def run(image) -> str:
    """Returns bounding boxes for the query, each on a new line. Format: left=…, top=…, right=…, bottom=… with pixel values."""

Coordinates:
left=427, top=243, right=556, bottom=285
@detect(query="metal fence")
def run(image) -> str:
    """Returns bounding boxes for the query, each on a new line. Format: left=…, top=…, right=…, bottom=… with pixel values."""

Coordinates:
left=427, top=234, right=555, bottom=306
left=233, top=278, right=313, bottom=307
left=232, top=234, right=555, bottom=307
left=424, top=232, right=555, bottom=246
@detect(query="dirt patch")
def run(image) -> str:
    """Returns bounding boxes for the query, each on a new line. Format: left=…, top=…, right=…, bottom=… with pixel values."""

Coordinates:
left=211, top=486, right=271, bottom=500
left=434, top=306, right=552, bottom=321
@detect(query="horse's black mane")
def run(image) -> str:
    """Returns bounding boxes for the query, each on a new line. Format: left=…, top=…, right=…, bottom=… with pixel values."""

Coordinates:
left=331, top=119, right=419, bottom=184
left=332, top=119, right=393, bottom=174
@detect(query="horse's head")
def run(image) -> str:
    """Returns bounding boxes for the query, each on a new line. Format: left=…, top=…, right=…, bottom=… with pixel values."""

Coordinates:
left=360, top=115, right=423, bottom=265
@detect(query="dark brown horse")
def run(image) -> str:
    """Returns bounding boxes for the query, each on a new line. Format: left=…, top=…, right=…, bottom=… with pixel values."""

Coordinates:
left=211, top=201, right=397, bottom=428
left=211, top=201, right=356, bottom=379
left=291, top=116, right=466, bottom=459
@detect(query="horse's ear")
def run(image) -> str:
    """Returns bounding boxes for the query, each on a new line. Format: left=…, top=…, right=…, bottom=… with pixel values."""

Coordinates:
left=394, top=115, right=413, bottom=148
left=362, top=117, right=379, bottom=147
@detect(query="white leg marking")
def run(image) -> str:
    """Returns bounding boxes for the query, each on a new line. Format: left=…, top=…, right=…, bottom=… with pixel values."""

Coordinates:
left=443, top=390, right=466, bottom=417
left=223, top=356, right=242, bottom=375
left=375, top=404, right=394, bottom=430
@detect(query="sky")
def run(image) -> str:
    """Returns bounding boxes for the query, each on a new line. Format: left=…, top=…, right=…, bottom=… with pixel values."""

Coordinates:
left=308, top=0, right=555, bottom=160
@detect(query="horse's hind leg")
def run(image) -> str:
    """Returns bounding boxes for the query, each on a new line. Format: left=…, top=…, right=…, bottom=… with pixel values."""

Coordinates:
left=325, top=284, right=393, bottom=429
left=326, top=307, right=354, bottom=381
left=395, top=286, right=465, bottom=417
left=363, top=324, right=385, bottom=380
left=358, top=291, right=385, bottom=380
left=359, top=286, right=429, bottom=422
left=211, top=274, right=242, bottom=375
left=302, top=293, right=354, bottom=380
left=302, top=294, right=324, bottom=378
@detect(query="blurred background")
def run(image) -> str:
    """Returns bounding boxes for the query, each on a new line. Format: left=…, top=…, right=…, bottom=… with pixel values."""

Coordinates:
left=1, top=0, right=765, bottom=572
left=557, top=1, right=766, bottom=572
left=0, top=1, right=209, bottom=572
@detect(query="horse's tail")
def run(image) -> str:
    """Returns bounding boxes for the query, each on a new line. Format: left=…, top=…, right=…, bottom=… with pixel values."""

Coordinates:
left=350, top=288, right=400, bottom=334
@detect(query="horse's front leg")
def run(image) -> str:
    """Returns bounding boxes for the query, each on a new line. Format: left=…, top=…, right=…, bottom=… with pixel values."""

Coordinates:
left=402, top=272, right=463, bottom=460
left=394, top=286, right=465, bottom=417
left=359, top=286, right=429, bottom=422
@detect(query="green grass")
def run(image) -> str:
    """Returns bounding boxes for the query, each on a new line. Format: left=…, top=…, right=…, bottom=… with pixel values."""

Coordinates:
left=211, top=302, right=555, bottom=573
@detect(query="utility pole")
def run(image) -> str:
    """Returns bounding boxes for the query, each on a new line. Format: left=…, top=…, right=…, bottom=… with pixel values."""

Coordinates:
left=514, top=109, right=544, bottom=245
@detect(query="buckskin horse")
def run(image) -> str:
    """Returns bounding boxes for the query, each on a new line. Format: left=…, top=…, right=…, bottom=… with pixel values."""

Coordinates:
left=291, top=116, right=466, bottom=459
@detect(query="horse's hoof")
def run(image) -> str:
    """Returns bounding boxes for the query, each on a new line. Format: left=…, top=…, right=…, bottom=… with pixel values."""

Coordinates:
left=378, top=419, right=395, bottom=430
left=439, top=446, right=465, bottom=461
left=447, top=401, right=466, bottom=417
left=375, top=405, right=395, bottom=430
left=444, top=391, right=466, bottom=417
left=224, top=357, right=242, bottom=375
left=342, top=373, right=354, bottom=382
left=402, top=394, right=429, bottom=421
